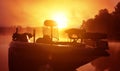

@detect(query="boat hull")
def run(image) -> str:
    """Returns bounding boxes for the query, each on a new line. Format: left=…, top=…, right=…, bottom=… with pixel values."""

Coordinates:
left=9, top=42, right=109, bottom=71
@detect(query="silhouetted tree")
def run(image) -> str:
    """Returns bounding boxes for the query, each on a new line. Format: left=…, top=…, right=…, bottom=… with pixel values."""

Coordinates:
left=82, top=9, right=111, bottom=33
left=82, top=2, right=120, bottom=40
left=113, top=2, right=120, bottom=15
left=110, top=2, right=120, bottom=40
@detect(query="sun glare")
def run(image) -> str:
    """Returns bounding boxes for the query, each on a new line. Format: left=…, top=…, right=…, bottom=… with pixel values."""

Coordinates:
left=52, top=12, right=68, bottom=29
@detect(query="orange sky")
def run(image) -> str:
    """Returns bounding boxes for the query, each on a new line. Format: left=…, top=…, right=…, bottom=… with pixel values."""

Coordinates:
left=0, top=0, right=119, bottom=28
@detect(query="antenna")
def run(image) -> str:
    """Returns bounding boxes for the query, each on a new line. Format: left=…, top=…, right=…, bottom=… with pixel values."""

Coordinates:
left=33, top=29, right=36, bottom=43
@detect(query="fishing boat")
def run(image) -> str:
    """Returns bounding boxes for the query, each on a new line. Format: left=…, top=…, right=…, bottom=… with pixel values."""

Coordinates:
left=9, top=20, right=109, bottom=71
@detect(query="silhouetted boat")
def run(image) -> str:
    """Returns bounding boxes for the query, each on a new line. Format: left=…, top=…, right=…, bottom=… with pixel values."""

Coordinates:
left=9, top=20, right=109, bottom=71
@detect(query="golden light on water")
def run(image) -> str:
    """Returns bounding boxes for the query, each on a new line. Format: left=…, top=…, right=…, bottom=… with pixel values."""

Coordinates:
left=52, top=12, right=68, bottom=29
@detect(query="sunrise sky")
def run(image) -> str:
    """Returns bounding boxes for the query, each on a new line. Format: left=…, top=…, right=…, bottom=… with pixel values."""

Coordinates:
left=0, top=0, right=119, bottom=28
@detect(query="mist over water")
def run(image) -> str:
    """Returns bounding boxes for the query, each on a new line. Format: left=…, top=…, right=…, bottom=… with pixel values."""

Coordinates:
left=88, top=42, right=120, bottom=71
left=0, top=35, right=120, bottom=71
left=0, top=35, right=11, bottom=71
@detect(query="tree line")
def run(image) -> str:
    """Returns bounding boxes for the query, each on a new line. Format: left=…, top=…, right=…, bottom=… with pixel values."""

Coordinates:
left=82, top=2, right=120, bottom=40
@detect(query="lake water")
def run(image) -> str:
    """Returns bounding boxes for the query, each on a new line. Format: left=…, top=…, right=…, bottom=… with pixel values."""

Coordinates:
left=0, top=35, right=120, bottom=71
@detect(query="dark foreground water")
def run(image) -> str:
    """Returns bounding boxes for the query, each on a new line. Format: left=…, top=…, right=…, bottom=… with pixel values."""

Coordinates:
left=0, top=35, right=120, bottom=71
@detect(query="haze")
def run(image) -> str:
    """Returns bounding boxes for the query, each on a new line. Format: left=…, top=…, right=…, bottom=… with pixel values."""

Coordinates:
left=0, top=0, right=119, bottom=28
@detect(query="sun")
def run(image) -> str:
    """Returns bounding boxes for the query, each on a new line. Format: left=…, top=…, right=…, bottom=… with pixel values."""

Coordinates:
left=52, top=12, right=68, bottom=29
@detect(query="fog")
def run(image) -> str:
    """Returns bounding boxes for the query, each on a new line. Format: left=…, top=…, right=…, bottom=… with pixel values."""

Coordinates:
left=90, top=42, right=120, bottom=71
left=0, top=35, right=11, bottom=71
left=0, top=0, right=117, bottom=28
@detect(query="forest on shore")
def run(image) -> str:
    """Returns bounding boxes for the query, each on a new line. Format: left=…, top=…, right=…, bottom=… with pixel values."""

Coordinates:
left=82, top=2, right=120, bottom=40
